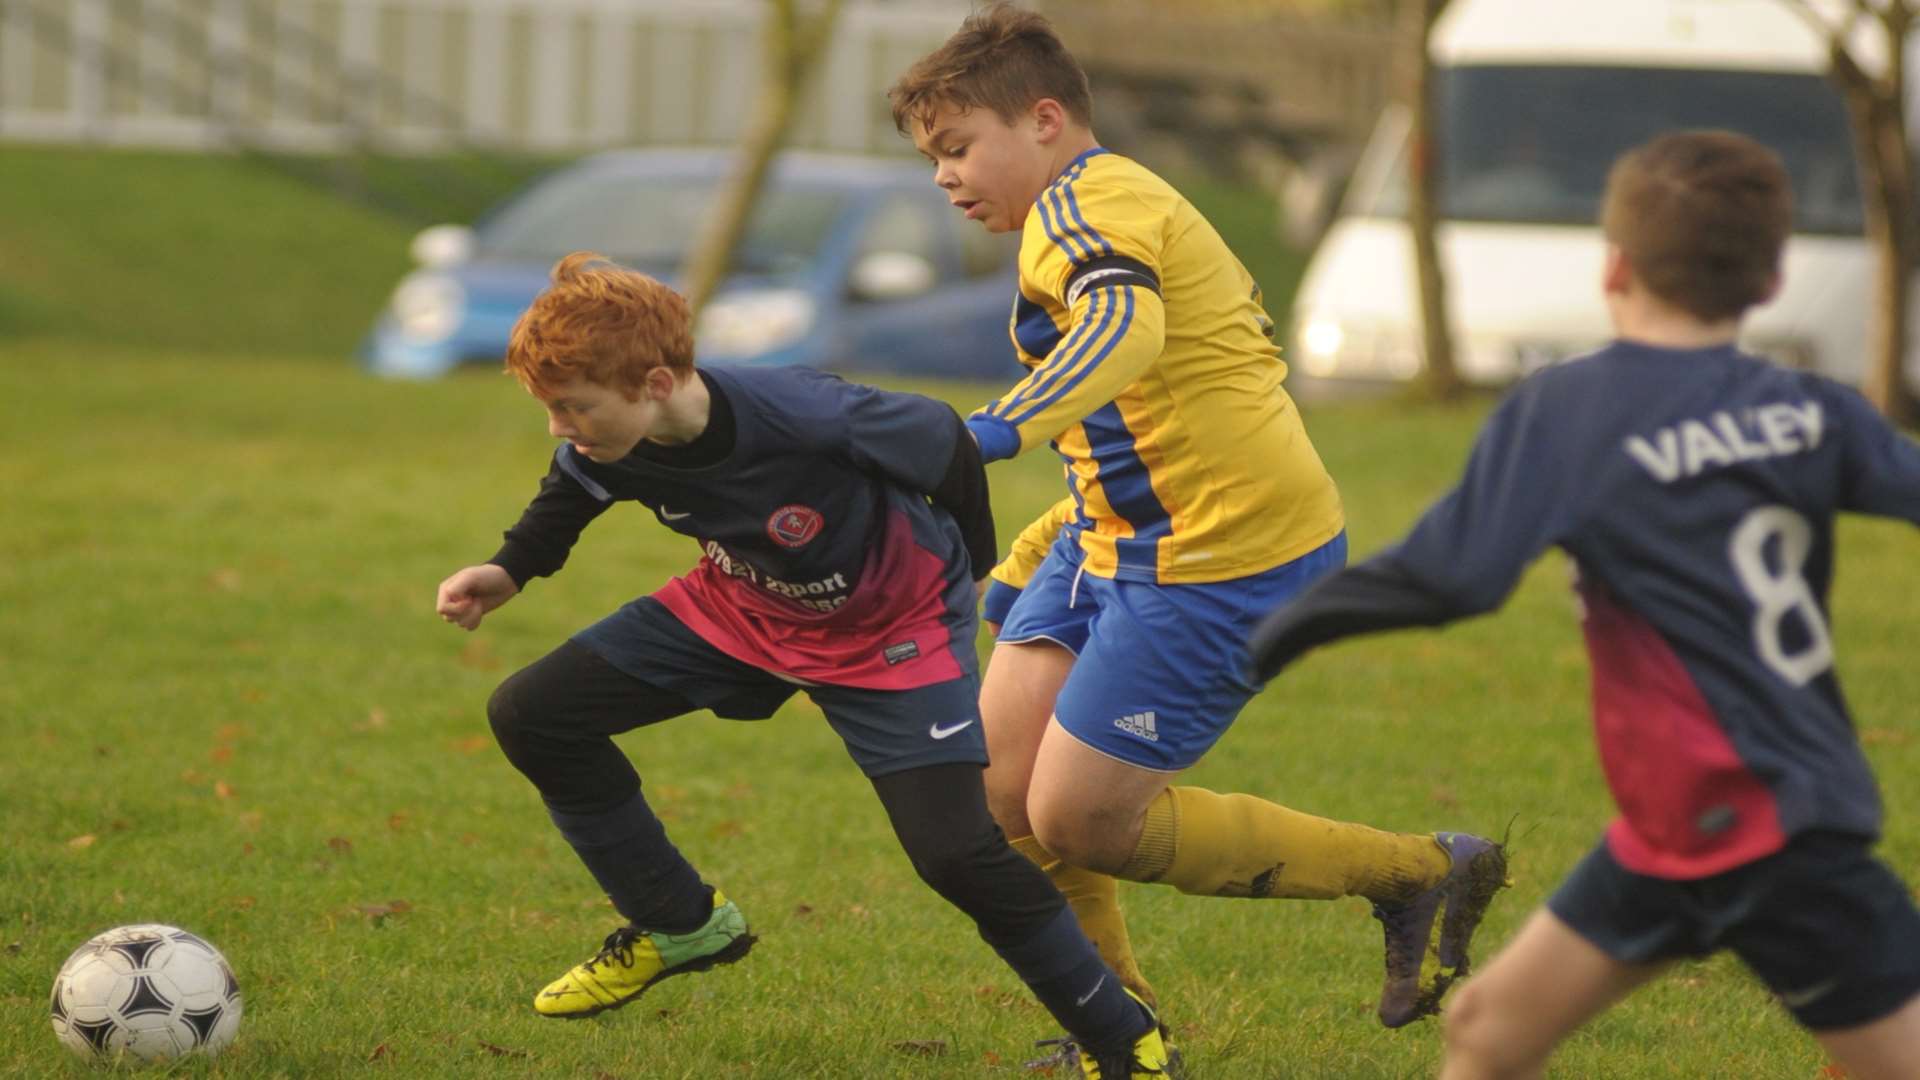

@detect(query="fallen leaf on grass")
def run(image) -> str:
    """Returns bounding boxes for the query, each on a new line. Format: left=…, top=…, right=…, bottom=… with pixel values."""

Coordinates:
left=387, top=813, right=410, bottom=831
left=217, top=724, right=249, bottom=741
left=214, top=781, right=235, bottom=799
left=710, top=820, right=745, bottom=839
left=890, top=1040, right=948, bottom=1057
left=67, top=834, right=96, bottom=850
left=478, top=1040, right=528, bottom=1058
left=228, top=896, right=257, bottom=911
left=211, top=746, right=234, bottom=764
left=792, top=904, right=814, bottom=918
left=327, top=837, right=353, bottom=854
left=451, top=734, right=490, bottom=755
left=5, top=941, right=22, bottom=955
left=357, top=900, right=413, bottom=924
left=367, top=1042, right=390, bottom=1062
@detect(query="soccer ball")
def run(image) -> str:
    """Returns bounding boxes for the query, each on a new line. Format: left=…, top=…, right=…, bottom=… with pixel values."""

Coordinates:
left=49, top=923, right=243, bottom=1062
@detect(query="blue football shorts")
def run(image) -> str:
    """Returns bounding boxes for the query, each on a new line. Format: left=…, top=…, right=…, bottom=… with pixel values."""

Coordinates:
left=996, top=531, right=1347, bottom=772
left=1550, top=831, right=1920, bottom=1030
left=574, top=597, right=988, bottom=778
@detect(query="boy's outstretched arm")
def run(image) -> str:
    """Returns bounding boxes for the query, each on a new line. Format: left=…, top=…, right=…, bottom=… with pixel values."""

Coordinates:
left=966, top=280, right=1166, bottom=463
left=1252, top=383, right=1581, bottom=681
left=1248, top=555, right=1467, bottom=681
left=1831, top=381, right=1920, bottom=522
left=435, top=449, right=611, bottom=630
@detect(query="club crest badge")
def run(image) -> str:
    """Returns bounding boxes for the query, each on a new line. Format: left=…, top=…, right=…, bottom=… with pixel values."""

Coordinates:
left=766, top=504, right=824, bottom=548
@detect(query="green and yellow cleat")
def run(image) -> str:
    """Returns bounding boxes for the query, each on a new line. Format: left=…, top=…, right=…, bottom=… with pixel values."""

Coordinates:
left=533, top=890, right=756, bottom=1019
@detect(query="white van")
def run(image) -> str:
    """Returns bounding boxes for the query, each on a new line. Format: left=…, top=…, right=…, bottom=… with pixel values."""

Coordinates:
left=1289, top=0, right=1914, bottom=389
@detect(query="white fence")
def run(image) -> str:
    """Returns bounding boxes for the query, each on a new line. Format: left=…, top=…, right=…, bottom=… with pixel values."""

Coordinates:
left=0, top=0, right=967, bottom=155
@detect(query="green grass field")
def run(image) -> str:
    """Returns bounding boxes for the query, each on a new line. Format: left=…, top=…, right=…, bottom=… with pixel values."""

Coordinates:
left=2, top=145, right=1917, bottom=1078
left=4, top=345, right=1916, bottom=1079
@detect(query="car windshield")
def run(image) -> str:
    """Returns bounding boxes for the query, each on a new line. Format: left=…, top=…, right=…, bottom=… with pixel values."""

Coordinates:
left=1366, top=65, right=1862, bottom=235
left=478, top=171, right=845, bottom=276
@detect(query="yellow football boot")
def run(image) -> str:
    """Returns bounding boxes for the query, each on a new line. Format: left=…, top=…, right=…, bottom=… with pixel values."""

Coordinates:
left=533, top=891, right=754, bottom=1019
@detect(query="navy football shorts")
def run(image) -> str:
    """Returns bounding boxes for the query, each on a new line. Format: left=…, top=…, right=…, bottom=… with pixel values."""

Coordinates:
left=573, top=596, right=987, bottom=777
left=996, top=531, right=1346, bottom=772
left=1549, top=831, right=1920, bottom=1029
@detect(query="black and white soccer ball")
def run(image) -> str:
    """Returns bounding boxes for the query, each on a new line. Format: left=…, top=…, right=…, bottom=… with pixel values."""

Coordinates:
left=49, top=923, right=243, bottom=1062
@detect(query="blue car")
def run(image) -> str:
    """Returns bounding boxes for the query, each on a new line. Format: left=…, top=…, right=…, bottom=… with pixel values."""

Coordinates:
left=362, top=148, right=1023, bottom=381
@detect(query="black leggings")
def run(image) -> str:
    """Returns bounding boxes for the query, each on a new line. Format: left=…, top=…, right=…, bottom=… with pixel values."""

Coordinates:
left=487, top=639, right=1066, bottom=948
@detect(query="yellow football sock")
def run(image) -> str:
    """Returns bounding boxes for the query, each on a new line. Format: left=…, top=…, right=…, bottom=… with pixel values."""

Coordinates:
left=1011, top=834, right=1158, bottom=1009
left=1117, top=786, right=1451, bottom=903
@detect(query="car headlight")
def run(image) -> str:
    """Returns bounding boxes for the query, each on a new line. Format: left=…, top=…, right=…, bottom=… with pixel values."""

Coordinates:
left=1293, top=315, right=1420, bottom=379
left=1299, top=316, right=1346, bottom=377
left=697, top=290, right=815, bottom=359
left=391, top=272, right=465, bottom=344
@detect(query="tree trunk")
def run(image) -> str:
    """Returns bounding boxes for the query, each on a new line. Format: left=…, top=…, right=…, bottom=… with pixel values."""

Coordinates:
left=680, top=0, right=844, bottom=318
left=1855, top=85, right=1918, bottom=424
left=1403, top=0, right=1461, bottom=400
left=1814, top=5, right=1918, bottom=425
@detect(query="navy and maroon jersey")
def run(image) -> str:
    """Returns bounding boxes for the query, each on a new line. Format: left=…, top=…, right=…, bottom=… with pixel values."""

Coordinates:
left=489, top=365, right=990, bottom=691
left=1251, top=341, right=1920, bottom=879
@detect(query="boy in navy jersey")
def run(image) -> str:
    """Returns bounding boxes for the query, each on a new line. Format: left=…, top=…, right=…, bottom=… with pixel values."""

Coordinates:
left=1250, top=131, right=1920, bottom=1079
left=434, top=252, right=1165, bottom=1076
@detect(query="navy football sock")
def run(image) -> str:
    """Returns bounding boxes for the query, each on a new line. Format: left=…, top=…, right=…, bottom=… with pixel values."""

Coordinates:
left=546, top=790, right=712, bottom=932
left=991, top=907, right=1153, bottom=1053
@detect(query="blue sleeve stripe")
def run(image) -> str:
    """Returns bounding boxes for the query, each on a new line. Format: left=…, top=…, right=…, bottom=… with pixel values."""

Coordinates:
left=1058, top=171, right=1115, bottom=259
left=1004, top=286, right=1135, bottom=430
left=1012, top=290, right=1065, bottom=360
left=1037, top=183, right=1093, bottom=263
left=989, top=286, right=1117, bottom=422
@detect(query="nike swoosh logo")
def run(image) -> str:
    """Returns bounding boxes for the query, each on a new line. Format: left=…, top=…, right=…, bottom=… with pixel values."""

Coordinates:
left=1778, top=978, right=1839, bottom=1008
left=659, top=507, right=692, bottom=521
left=1075, top=974, right=1106, bottom=1006
left=928, top=719, right=975, bottom=740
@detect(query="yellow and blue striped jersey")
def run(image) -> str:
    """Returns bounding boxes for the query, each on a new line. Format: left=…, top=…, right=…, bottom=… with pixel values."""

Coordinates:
left=965, top=148, right=1344, bottom=585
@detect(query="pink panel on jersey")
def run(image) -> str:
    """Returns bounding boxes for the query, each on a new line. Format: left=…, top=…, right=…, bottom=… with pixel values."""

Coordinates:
left=1580, top=580, right=1786, bottom=880
left=654, top=509, right=965, bottom=690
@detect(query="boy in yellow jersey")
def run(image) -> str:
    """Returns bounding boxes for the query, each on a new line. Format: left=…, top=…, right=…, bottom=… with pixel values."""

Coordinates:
left=888, top=2, right=1510, bottom=1051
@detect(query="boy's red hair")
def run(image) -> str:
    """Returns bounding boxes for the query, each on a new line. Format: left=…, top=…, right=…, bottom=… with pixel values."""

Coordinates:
left=505, top=252, right=694, bottom=397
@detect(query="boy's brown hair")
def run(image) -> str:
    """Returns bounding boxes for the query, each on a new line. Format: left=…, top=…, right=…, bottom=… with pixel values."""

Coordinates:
left=1601, top=130, right=1793, bottom=321
left=505, top=251, right=694, bottom=397
left=888, top=2, right=1092, bottom=135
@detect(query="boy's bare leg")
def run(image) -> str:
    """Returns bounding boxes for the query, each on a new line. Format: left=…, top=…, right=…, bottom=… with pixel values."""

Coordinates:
left=1815, top=994, right=1920, bottom=1080
left=982, top=641, right=1159, bottom=1007
left=979, top=641, right=1072, bottom=838
left=1026, top=720, right=1448, bottom=901
left=1440, top=908, right=1667, bottom=1080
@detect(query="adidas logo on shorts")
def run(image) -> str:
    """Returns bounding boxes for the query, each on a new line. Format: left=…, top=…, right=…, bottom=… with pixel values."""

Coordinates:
left=1113, top=710, right=1160, bottom=742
